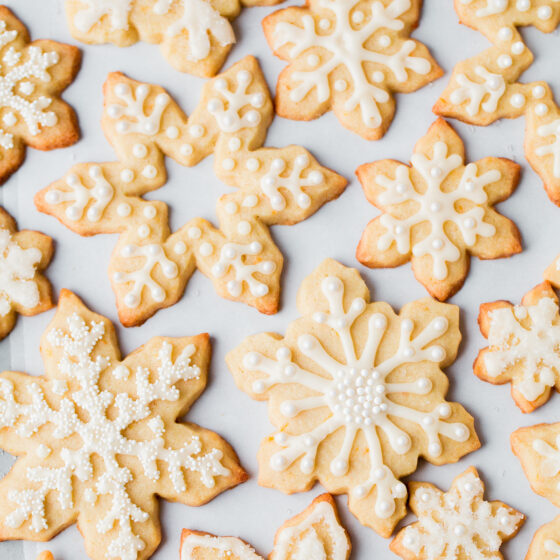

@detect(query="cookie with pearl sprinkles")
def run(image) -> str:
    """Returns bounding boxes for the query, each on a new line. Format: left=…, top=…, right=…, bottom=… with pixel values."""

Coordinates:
left=434, top=0, right=560, bottom=206
left=356, top=118, right=522, bottom=301
left=226, top=259, right=480, bottom=537
left=0, top=206, right=54, bottom=341
left=474, top=281, right=560, bottom=413
left=0, top=289, right=246, bottom=560
left=262, top=0, right=442, bottom=140
left=35, top=56, right=347, bottom=327
left=390, top=467, right=525, bottom=560
left=180, top=493, right=351, bottom=560
left=65, top=0, right=280, bottom=77
left=0, top=6, right=80, bottom=184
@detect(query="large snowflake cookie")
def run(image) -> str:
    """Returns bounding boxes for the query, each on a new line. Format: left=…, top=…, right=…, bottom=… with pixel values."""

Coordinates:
left=0, top=6, right=81, bottom=184
left=434, top=1, right=560, bottom=206
left=35, top=56, right=347, bottom=327
left=0, top=289, right=247, bottom=560
left=262, top=0, right=442, bottom=140
left=475, top=281, right=560, bottom=413
left=227, top=259, right=480, bottom=537
left=390, top=467, right=525, bottom=560
left=180, top=493, right=351, bottom=560
left=0, top=206, right=54, bottom=340
left=526, top=515, right=560, bottom=560
left=356, top=118, right=522, bottom=301
left=65, top=0, right=280, bottom=77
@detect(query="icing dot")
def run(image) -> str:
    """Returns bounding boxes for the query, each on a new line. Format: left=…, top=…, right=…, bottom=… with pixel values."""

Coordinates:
left=45, top=191, right=61, bottom=204
left=319, top=18, right=330, bottom=29
left=143, top=205, right=156, bottom=219
left=3, top=112, right=16, bottom=126
left=237, top=221, right=252, bottom=235
left=538, top=5, right=552, bottom=19
left=228, top=137, right=241, bottom=152
left=488, top=76, right=502, bottom=90
left=142, top=165, right=157, bottom=178
left=431, top=238, right=443, bottom=250
left=438, top=403, right=451, bottom=418
left=188, top=226, right=202, bottom=239
left=120, top=169, right=134, bottom=183
left=454, top=524, right=467, bottom=537
left=351, top=10, right=364, bottom=23
left=516, top=0, right=530, bottom=11
left=225, top=201, right=238, bottom=215
left=372, top=71, right=385, bottom=83
left=463, top=217, right=476, bottom=229
left=535, top=103, right=549, bottom=116
left=334, top=79, right=347, bottom=92
left=180, top=143, right=193, bottom=157
left=246, top=158, right=260, bottom=172
left=132, top=143, right=148, bottom=158
left=511, top=41, right=524, bottom=55
left=497, top=54, right=512, bottom=68
left=378, top=34, right=391, bottom=48
left=117, top=203, right=131, bottom=217
left=166, top=126, right=179, bottom=139
left=428, top=442, right=442, bottom=456
left=112, top=365, right=130, bottom=380
left=189, top=125, right=205, bottom=138
left=222, top=158, right=236, bottom=171
left=243, top=194, right=258, bottom=207
left=431, top=166, right=443, bottom=178
left=510, top=93, right=526, bottom=108
left=307, top=54, right=319, bottom=67
left=174, top=241, right=187, bottom=255
left=36, top=444, right=51, bottom=459
left=498, top=27, right=513, bottom=41
left=199, top=242, right=213, bottom=256
left=138, top=224, right=150, bottom=238
left=532, top=85, right=546, bottom=99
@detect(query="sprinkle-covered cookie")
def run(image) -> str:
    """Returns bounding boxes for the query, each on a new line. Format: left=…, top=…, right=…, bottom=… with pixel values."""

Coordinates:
left=0, top=206, right=54, bottom=340
left=0, top=6, right=81, bottom=184
left=475, top=281, right=560, bottom=413
left=35, top=56, right=347, bottom=327
left=0, top=289, right=246, bottom=560
left=180, top=493, right=351, bottom=560
left=390, top=467, right=525, bottom=560
left=227, top=259, right=480, bottom=537
left=263, top=0, right=442, bottom=139
left=356, top=118, right=522, bottom=301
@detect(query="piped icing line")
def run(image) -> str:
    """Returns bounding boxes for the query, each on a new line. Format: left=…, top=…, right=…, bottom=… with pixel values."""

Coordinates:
left=0, top=290, right=245, bottom=560
left=434, top=1, right=560, bottom=205
left=35, top=57, right=347, bottom=327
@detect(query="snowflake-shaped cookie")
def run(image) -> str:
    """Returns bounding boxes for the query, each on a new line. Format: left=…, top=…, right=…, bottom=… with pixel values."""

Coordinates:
left=526, top=515, right=560, bottom=560
left=0, top=289, right=246, bottom=560
left=390, top=467, right=524, bottom=560
left=434, top=1, right=560, bottom=206
left=262, top=0, right=442, bottom=139
left=0, top=7, right=80, bottom=184
left=35, top=56, right=347, bottom=327
left=356, top=118, right=522, bottom=301
left=475, top=281, right=560, bottom=413
left=65, top=0, right=280, bottom=77
left=0, top=206, right=53, bottom=340
left=227, top=259, right=480, bottom=537
left=180, top=493, right=351, bottom=560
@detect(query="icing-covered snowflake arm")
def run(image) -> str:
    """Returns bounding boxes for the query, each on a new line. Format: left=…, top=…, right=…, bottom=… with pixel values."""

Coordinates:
left=391, top=467, right=524, bottom=560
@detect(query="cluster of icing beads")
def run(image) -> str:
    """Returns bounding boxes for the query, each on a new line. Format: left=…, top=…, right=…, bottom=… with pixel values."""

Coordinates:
left=356, top=119, right=520, bottom=300
left=392, top=468, right=524, bottom=560
left=180, top=495, right=350, bottom=560
left=435, top=0, right=560, bottom=205
left=35, top=56, right=347, bottom=326
left=67, top=0, right=270, bottom=76
left=0, top=291, right=241, bottom=560
left=0, top=8, right=80, bottom=182
left=264, top=0, right=442, bottom=139
left=228, top=260, right=479, bottom=536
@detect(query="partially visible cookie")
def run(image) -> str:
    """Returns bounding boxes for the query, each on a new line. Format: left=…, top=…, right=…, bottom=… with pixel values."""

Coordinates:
left=0, top=206, right=54, bottom=340
left=263, top=0, right=442, bottom=139
left=227, top=259, right=480, bottom=537
left=0, top=6, right=81, bottom=184
left=356, top=118, right=522, bottom=301
left=526, top=516, right=560, bottom=560
left=180, top=493, right=351, bottom=560
left=390, top=467, right=525, bottom=560
left=65, top=0, right=280, bottom=77
left=474, top=281, right=560, bottom=413
left=37, top=553, right=54, bottom=560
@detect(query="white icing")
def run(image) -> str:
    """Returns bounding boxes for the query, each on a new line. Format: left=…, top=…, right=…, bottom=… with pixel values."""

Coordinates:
left=1, top=312, right=230, bottom=558
left=108, top=83, right=169, bottom=136
left=207, top=71, right=263, bottom=133
left=260, top=154, right=323, bottom=210
left=114, top=243, right=178, bottom=308
left=181, top=534, right=262, bottom=560
left=401, top=470, right=522, bottom=559
left=243, top=275, right=469, bottom=519
left=45, top=166, right=114, bottom=222
left=536, top=119, right=560, bottom=178
left=484, top=297, right=560, bottom=401
left=272, top=0, right=431, bottom=129
left=545, top=539, right=560, bottom=558
left=73, top=0, right=132, bottom=32
left=0, top=228, right=42, bottom=316
left=471, top=0, right=509, bottom=18
left=377, top=141, right=498, bottom=280
left=533, top=435, right=560, bottom=484
left=449, top=65, right=505, bottom=117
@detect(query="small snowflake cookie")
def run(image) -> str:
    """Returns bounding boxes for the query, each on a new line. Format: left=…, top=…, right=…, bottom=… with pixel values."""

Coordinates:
left=262, top=0, right=442, bottom=140
left=474, top=281, right=560, bottom=413
left=356, top=118, right=522, bottom=301
left=35, top=56, right=347, bottom=327
left=0, top=289, right=246, bottom=560
left=227, top=259, right=480, bottom=537
left=390, top=467, right=525, bottom=560
left=0, top=206, right=54, bottom=340
left=0, top=6, right=81, bottom=184
left=434, top=1, right=560, bottom=206
left=65, top=0, right=280, bottom=77
left=180, top=493, right=351, bottom=560
left=526, top=515, right=560, bottom=560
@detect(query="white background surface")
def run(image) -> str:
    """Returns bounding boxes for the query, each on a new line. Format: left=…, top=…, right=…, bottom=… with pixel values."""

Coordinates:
left=0, top=0, right=559, bottom=559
